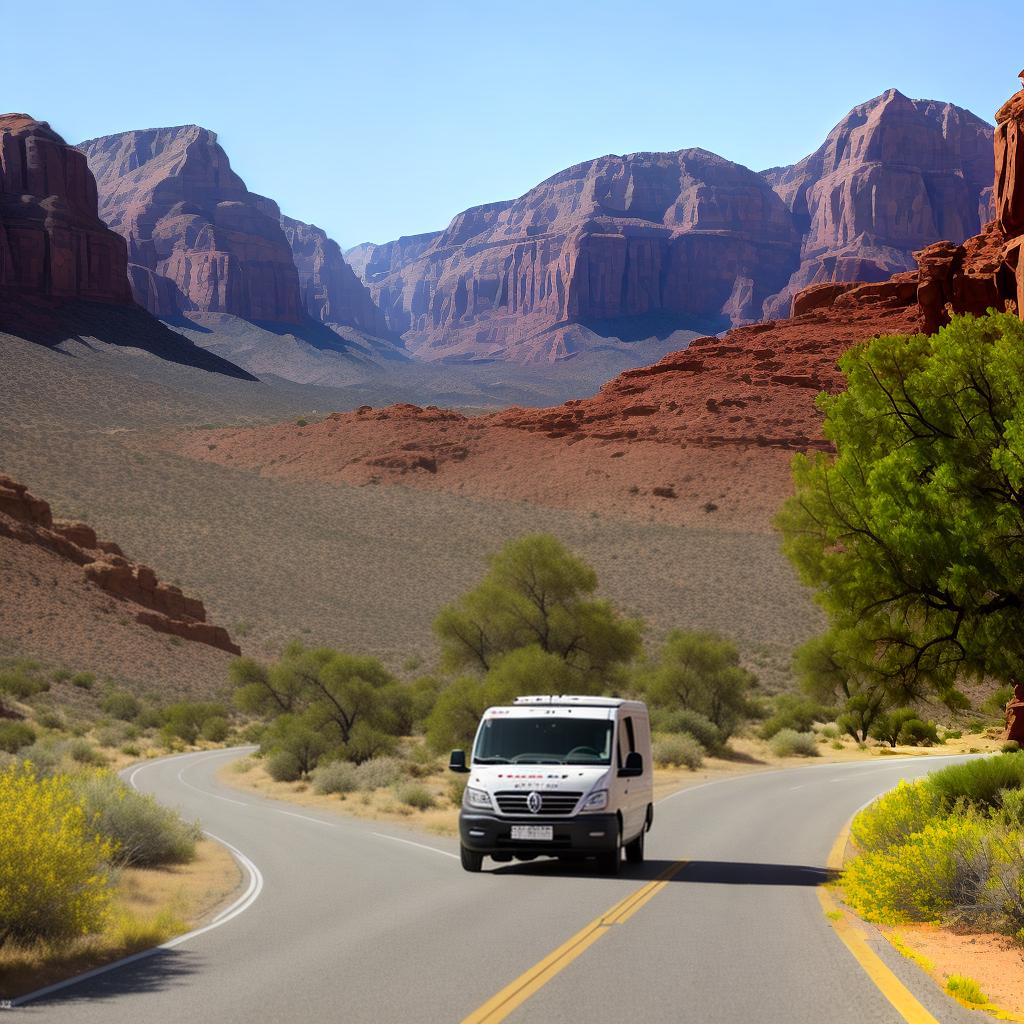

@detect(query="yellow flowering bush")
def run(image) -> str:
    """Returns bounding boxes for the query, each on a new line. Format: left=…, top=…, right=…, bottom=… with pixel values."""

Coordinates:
left=844, top=812, right=990, bottom=924
left=850, top=780, right=941, bottom=854
left=0, top=763, right=115, bottom=946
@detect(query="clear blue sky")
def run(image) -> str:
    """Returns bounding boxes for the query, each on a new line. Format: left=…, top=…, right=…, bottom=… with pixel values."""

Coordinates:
left=5, top=0, right=1018, bottom=248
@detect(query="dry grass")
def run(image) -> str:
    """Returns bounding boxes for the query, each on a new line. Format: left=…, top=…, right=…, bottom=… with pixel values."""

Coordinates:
left=0, top=837, right=240, bottom=999
left=0, top=332, right=821, bottom=692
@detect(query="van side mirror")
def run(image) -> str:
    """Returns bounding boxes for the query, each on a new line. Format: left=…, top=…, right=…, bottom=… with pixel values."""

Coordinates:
left=449, top=749, right=470, bottom=773
left=618, top=751, right=643, bottom=778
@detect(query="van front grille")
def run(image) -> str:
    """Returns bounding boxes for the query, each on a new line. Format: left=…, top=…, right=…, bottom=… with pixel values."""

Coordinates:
left=494, top=791, right=582, bottom=816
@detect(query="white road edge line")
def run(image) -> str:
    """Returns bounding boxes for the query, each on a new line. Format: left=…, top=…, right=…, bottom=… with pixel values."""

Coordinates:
left=372, top=831, right=460, bottom=860
left=6, top=752, right=266, bottom=1009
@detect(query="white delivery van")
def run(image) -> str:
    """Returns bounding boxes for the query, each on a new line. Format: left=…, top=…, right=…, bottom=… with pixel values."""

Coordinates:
left=449, top=695, right=654, bottom=874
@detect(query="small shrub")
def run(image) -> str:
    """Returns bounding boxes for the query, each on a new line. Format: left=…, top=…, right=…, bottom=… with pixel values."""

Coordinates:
left=71, top=672, right=95, bottom=690
left=652, top=709, right=722, bottom=751
left=0, top=667, right=49, bottom=700
left=926, top=754, right=1024, bottom=811
left=898, top=718, right=940, bottom=746
left=395, top=782, right=435, bottom=810
left=820, top=724, right=840, bottom=739
left=266, top=749, right=303, bottom=783
left=136, top=707, right=163, bottom=730
left=342, top=724, right=397, bottom=764
left=983, top=686, right=1015, bottom=717
left=869, top=708, right=920, bottom=748
left=101, top=690, right=141, bottom=722
left=52, top=668, right=72, bottom=684
left=200, top=716, right=230, bottom=743
left=946, top=975, right=987, bottom=1006
left=943, top=730, right=963, bottom=741
left=71, top=771, right=199, bottom=866
left=107, top=905, right=187, bottom=953
left=354, top=756, right=406, bottom=791
left=312, top=760, right=359, bottom=796
left=831, top=740, right=845, bottom=750
left=68, top=738, right=106, bottom=766
left=1004, top=741, right=1022, bottom=754
left=653, top=734, right=705, bottom=770
left=0, top=763, right=114, bottom=944
left=769, top=729, right=819, bottom=758
left=295, top=418, right=308, bottom=427
left=448, top=775, right=468, bottom=806
left=35, top=709, right=65, bottom=730
left=121, top=743, right=141, bottom=757
left=968, top=720, right=986, bottom=734
left=0, top=720, right=36, bottom=753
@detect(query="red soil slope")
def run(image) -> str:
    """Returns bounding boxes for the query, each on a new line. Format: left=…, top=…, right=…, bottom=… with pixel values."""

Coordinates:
left=175, top=282, right=920, bottom=532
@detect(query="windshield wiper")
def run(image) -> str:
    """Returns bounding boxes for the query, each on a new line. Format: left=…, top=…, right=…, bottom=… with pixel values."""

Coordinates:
left=473, top=756, right=511, bottom=764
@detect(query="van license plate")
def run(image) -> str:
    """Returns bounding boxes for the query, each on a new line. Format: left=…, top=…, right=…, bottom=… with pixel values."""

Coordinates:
left=511, top=825, right=553, bottom=841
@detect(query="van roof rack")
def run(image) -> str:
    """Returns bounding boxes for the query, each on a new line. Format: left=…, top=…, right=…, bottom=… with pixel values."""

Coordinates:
left=512, top=695, right=627, bottom=707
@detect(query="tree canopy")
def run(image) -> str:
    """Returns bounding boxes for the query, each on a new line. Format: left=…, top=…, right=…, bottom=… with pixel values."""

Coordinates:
left=638, top=630, right=757, bottom=740
left=434, top=533, right=642, bottom=687
left=778, top=312, right=1024, bottom=702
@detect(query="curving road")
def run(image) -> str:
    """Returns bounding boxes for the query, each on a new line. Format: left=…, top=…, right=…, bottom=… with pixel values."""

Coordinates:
left=13, top=750, right=985, bottom=1023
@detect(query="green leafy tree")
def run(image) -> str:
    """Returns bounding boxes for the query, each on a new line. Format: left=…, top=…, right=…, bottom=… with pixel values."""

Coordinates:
left=869, top=708, right=923, bottom=748
left=778, top=312, right=1024, bottom=703
left=639, top=631, right=757, bottom=740
left=425, top=647, right=574, bottom=753
left=434, top=534, right=642, bottom=689
left=794, top=630, right=891, bottom=742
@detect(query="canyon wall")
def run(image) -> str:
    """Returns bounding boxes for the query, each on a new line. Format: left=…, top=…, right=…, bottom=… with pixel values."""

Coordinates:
left=78, top=126, right=304, bottom=324
left=762, top=90, right=994, bottom=318
left=348, top=149, right=802, bottom=363
left=277, top=212, right=389, bottom=336
left=0, top=114, right=131, bottom=303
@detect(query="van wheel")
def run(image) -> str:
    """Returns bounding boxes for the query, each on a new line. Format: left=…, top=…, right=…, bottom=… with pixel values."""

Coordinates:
left=598, top=828, right=622, bottom=876
left=625, top=828, right=645, bottom=864
left=460, top=845, right=484, bottom=872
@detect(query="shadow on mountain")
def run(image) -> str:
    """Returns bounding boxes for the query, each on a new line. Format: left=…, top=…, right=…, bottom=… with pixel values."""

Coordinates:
left=578, top=311, right=728, bottom=342
left=0, top=294, right=258, bottom=381
left=490, top=858, right=837, bottom=886
left=24, top=947, right=201, bottom=1007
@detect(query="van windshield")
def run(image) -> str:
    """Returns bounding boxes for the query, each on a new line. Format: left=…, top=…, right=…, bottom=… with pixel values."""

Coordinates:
left=473, top=717, right=613, bottom=765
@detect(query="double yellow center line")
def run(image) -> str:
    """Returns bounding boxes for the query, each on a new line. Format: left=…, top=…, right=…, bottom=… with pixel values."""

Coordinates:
left=462, top=859, right=689, bottom=1024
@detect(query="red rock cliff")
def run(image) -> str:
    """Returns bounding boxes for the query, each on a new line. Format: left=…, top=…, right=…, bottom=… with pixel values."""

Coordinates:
left=276, top=213, right=389, bottom=336
left=762, top=90, right=994, bottom=318
left=0, top=114, right=132, bottom=303
left=349, top=149, right=802, bottom=363
left=77, top=126, right=304, bottom=324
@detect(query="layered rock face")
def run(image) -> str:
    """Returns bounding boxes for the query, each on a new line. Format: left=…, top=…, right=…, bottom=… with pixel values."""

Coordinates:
left=0, top=473, right=239, bottom=654
left=0, top=114, right=131, bottom=303
left=762, top=90, right=994, bottom=318
left=349, top=150, right=802, bottom=363
left=916, top=75, right=1024, bottom=331
left=277, top=213, right=389, bottom=335
left=78, top=126, right=304, bottom=324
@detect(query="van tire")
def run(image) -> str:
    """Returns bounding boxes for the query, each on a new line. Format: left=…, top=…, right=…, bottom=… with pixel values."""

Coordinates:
left=625, top=828, right=645, bottom=864
left=460, top=845, right=484, bottom=872
left=598, top=829, right=622, bottom=876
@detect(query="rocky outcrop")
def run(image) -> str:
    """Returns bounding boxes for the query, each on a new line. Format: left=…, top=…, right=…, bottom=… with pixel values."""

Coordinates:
left=347, top=149, right=801, bottom=363
left=0, top=474, right=239, bottom=654
left=0, top=114, right=132, bottom=303
left=276, top=213, right=389, bottom=335
left=762, top=90, right=994, bottom=318
left=77, top=126, right=304, bottom=324
left=915, top=74, right=1024, bottom=332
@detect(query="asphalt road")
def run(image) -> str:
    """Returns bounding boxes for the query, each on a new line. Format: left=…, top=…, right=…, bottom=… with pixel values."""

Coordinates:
left=14, top=750, right=986, bottom=1023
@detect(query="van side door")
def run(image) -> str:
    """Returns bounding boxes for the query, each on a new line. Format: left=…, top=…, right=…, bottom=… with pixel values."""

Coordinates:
left=616, top=714, right=644, bottom=842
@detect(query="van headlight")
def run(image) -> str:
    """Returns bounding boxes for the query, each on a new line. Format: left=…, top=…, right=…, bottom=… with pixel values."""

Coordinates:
left=582, top=789, right=608, bottom=811
left=464, top=787, right=493, bottom=810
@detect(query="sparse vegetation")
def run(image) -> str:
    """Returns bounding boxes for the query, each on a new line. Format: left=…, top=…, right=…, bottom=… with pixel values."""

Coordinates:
left=652, top=734, right=704, bottom=770
left=769, top=729, right=819, bottom=758
left=844, top=755, right=1024, bottom=938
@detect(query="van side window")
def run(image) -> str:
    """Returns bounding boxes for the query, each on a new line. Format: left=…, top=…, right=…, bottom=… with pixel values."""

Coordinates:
left=624, top=717, right=636, bottom=754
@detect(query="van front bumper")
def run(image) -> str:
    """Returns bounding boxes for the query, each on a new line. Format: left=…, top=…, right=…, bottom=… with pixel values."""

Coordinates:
left=459, top=812, right=619, bottom=855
